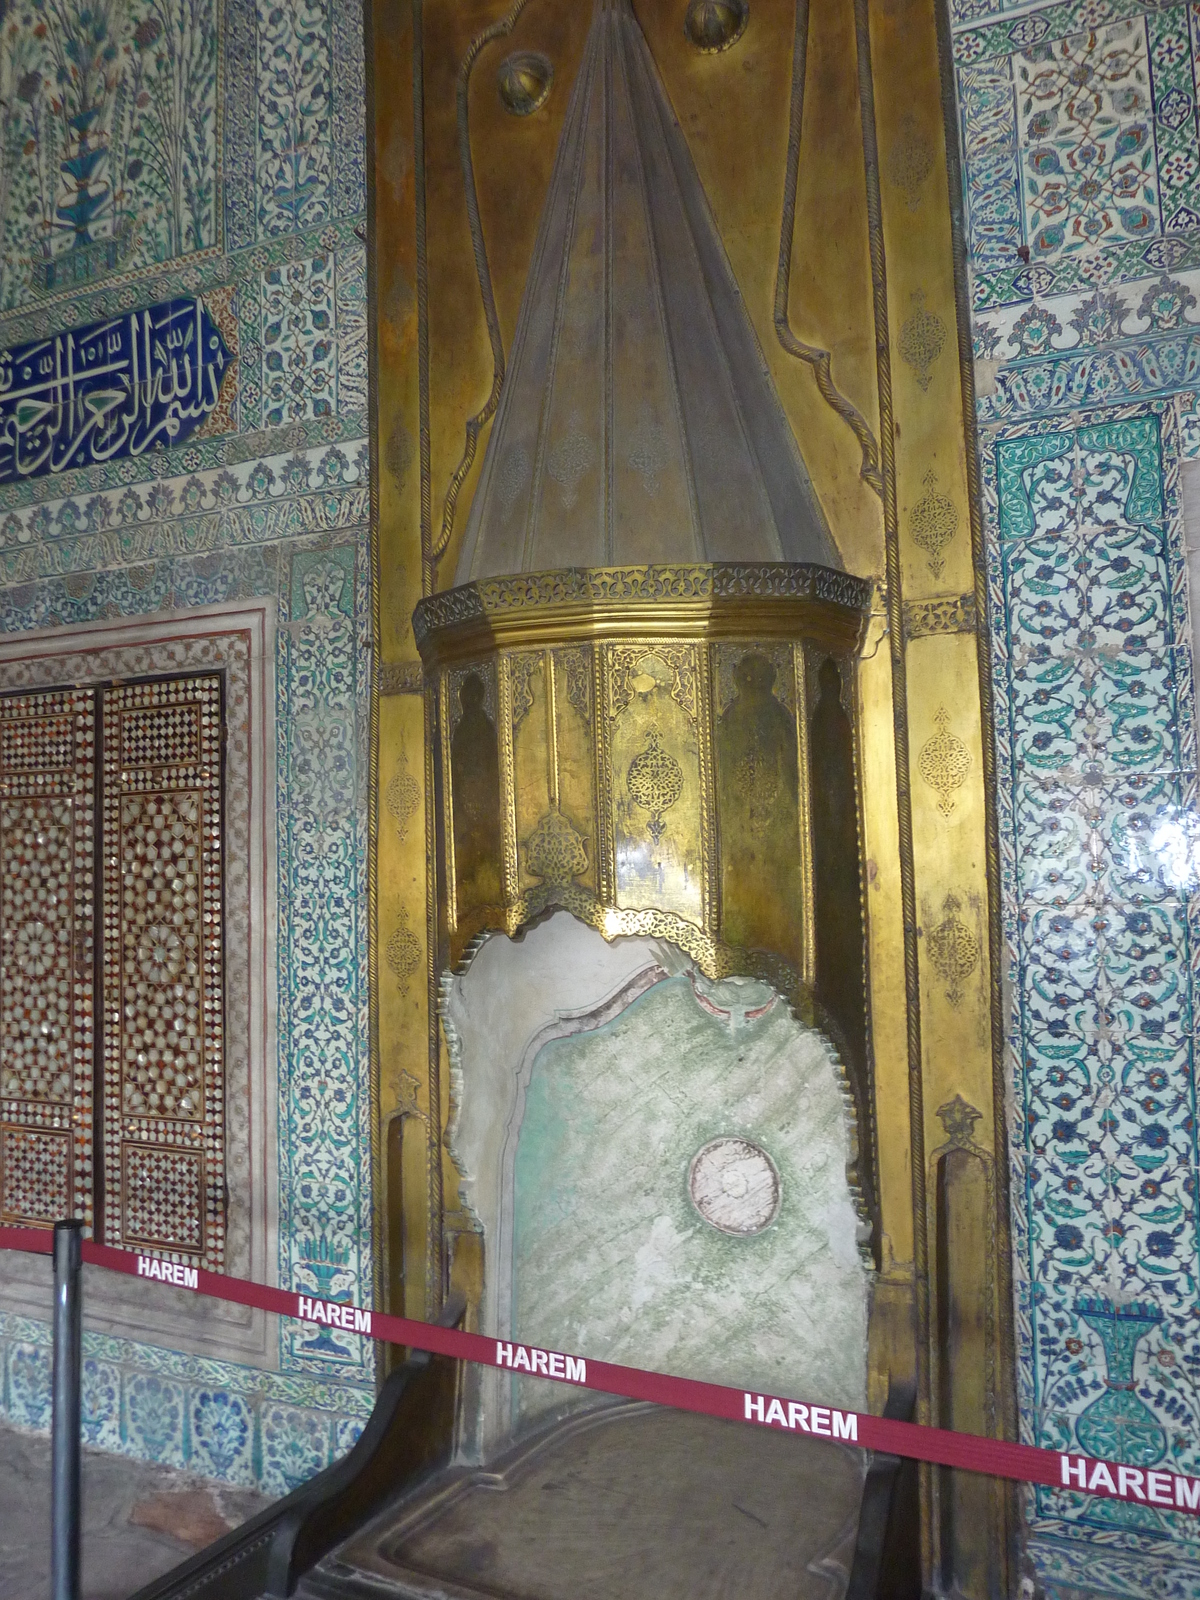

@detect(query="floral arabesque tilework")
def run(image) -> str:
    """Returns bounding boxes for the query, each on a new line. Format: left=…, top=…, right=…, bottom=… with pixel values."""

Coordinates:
left=276, top=535, right=373, bottom=1377
left=255, top=0, right=333, bottom=239
left=262, top=254, right=338, bottom=428
left=984, top=401, right=1200, bottom=1590
left=955, top=1, right=1200, bottom=312
left=0, top=0, right=365, bottom=312
left=1016, top=21, right=1158, bottom=261
left=0, top=1311, right=373, bottom=1491
left=0, top=0, right=219, bottom=313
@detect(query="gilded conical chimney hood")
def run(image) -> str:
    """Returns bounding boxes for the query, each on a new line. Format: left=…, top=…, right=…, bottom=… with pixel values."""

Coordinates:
left=455, top=0, right=838, bottom=580
left=414, top=0, right=873, bottom=1235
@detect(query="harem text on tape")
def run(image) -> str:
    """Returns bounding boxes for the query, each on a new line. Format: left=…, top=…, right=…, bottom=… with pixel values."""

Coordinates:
left=0, top=1225, right=1193, bottom=1517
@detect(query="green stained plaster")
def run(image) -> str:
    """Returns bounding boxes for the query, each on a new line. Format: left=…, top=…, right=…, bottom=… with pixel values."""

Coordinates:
left=512, top=975, right=869, bottom=1425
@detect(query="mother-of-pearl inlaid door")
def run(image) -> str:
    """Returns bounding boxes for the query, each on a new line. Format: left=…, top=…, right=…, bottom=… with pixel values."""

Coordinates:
left=0, top=674, right=226, bottom=1266
left=0, top=689, right=97, bottom=1230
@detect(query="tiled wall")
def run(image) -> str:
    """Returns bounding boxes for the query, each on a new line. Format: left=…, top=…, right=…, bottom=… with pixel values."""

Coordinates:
left=0, top=1312, right=371, bottom=1494
left=0, top=0, right=374, bottom=1486
left=951, top=2, right=1200, bottom=1594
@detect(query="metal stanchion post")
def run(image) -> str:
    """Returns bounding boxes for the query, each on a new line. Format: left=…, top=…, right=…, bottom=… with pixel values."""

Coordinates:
left=51, top=1219, right=83, bottom=1600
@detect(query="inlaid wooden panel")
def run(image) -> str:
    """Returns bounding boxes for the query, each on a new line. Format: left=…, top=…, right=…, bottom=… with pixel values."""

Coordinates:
left=0, top=689, right=96, bottom=1228
left=101, top=676, right=225, bottom=1265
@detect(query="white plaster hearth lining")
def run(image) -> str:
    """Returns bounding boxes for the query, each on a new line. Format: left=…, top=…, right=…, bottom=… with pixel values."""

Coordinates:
left=442, top=913, right=870, bottom=1462
left=0, top=600, right=280, bottom=1368
left=443, top=914, right=673, bottom=1459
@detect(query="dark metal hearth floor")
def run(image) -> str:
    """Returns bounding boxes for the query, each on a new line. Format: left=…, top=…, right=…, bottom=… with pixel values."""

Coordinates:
left=296, top=1402, right=865, bottom=1600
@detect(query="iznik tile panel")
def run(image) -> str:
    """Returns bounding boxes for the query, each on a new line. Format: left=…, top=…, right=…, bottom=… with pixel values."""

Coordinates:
left=980, top=278, right=1200, bottom=1599
left=953, top=0, right=1200, bottom=1589
left=0, top=1309, right=371, bottom=1488
left=0, top=0, right=219, bottom=310
left=955, top=3, right=1200, bottom=309
left=0, top=0, right=372, bottom=1489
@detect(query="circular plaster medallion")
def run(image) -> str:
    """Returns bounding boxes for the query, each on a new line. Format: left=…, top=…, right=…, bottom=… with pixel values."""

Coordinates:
left=688, top=1137, right=780, bottom=1235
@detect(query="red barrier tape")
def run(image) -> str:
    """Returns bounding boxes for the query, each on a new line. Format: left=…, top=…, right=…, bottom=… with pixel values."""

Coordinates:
left=1, top=1225, right=1194, bottom=1516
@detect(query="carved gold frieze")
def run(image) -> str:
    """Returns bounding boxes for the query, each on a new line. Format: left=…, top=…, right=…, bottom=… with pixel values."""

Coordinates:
left=417, top=567, right=868, bottom=1031
left=903, top=593, right=976, bottom=639
left=414, top=563, right=870, bottom=662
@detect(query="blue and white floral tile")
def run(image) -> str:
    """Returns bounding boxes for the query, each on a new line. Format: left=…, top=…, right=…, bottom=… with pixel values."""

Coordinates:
left=188, top=1389, right=257, bottom=1487
left=124, top=1375, right=187, bottom=1470
left=6, top=1343, right=50, bottom=1432
left=333, top=1415, right=365, bottom=1458
left=0, top=1312, right=375, bottom=1491
left=260, top=1404, right=331, bottom=1498
left=81, top=1359, right=122, bottom=1453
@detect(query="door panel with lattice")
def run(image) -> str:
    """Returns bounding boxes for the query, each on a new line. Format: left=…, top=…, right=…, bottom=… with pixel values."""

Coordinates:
left=101, top=677, right=225, bottom=1266
left=0, top=690, right=97, bottom=1228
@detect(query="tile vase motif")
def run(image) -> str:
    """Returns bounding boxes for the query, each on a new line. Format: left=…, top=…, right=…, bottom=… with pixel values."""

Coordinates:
left=1074, top=1297, right=1168, bottom=1467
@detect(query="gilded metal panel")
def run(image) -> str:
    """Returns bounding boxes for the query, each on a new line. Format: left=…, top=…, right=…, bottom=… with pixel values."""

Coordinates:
left=369, top=11, right=1012, bottom=1587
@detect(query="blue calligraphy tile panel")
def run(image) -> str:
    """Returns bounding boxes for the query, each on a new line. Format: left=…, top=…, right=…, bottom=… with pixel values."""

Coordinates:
left=0, top=0, right=372, bottom=1489
left=0, top=298, right=230, bottom=481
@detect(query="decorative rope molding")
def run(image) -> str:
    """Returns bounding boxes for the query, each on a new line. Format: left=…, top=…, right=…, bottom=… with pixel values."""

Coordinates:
left=434, top=0, right=540, bottom=573
left=774, top=0, right=883, bottom=498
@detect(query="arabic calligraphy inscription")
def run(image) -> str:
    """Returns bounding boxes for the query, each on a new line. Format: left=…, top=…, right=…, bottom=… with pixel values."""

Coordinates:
left=0, top=296, right=231, bottom=485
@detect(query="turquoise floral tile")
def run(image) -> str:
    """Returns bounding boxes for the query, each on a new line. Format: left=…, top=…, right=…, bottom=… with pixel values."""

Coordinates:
left=984, top=401, right=1200, bottom=1593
